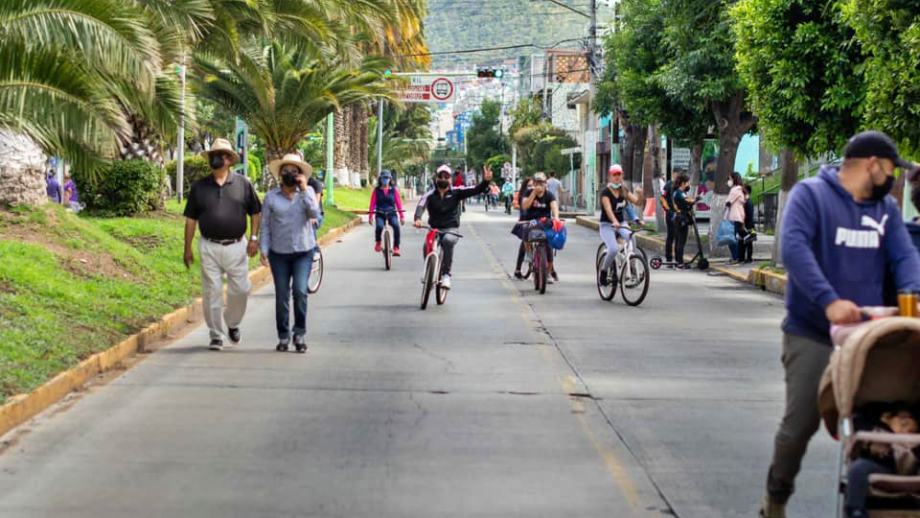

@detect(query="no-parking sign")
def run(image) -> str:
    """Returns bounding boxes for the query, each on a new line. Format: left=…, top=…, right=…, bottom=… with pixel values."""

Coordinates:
left=398, top=75, right=456, bottom=104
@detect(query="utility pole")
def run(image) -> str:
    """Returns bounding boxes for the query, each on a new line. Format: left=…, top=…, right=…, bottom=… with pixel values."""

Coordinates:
left=176, top=57, right=186, bottom=202
left=376, top=100, right=384, bottom=178
left=586, top=0, right=599, bottom=214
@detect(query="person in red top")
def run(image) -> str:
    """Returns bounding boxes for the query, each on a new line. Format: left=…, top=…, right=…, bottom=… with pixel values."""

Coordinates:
left=368, top=170, right=405, bottom=256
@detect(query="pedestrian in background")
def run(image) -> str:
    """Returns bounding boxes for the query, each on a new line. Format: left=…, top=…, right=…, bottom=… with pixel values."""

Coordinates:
left=513, top=177, right=534, bottom=279
left=62, top=174, right=83, bottom=212
left=741, top=184, right=755, bottom=263
left=546, top=171, right=563, bottom=201
left=660, top=169, right=679, bottom=265
left=262, top=153, right=320, bottom=353
left=759, top=131, right=920, bottom=518
left=183, top=138, right=262, bottom=351
left=46, top=171, right=62, bottom=204
left=671, top=173, right=696, bottom=269
left=726, top=171, right=748, bottom=264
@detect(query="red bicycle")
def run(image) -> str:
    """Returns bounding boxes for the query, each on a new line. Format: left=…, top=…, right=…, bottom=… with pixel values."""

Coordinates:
left=419, top=227, right=463, bottom=310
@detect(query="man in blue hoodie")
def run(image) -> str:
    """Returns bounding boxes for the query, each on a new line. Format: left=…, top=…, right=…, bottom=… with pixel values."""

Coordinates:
left=760, top=131, right=920, bottom=518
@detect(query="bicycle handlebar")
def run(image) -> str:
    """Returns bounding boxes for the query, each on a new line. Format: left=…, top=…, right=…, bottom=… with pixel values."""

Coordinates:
left=424, top=226, right=463, bottom=239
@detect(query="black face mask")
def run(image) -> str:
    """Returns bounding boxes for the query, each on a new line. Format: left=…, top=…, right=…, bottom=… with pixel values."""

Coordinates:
left=281, top=173, right=298, bottom=187
left=436, top=179, right=450, bottom=189
left=870, top=174, right=895, bottom=201
left=209, top=154, right=226, bottom=170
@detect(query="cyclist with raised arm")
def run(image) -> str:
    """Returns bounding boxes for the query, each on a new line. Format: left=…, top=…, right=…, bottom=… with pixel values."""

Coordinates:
left=598, top=164, right=644, bottom=286
left=414, top=164, right=492, bottom=290
left=519, top=172, right=563, bottom=282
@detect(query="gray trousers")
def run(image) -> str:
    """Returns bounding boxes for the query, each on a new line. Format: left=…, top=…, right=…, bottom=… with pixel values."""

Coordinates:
left=766, top=332, right=832, bottom=503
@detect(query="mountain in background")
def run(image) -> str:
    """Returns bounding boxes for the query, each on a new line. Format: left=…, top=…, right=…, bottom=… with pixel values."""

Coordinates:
left=424, top=0, right=597, bottom=69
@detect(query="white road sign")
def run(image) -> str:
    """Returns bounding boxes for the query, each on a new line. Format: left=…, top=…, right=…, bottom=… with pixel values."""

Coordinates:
left=398, top=76, right=456, bottom=104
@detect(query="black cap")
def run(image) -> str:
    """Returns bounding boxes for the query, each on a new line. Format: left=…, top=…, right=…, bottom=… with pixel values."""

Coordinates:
left=844, top=131, right=918, bottom=178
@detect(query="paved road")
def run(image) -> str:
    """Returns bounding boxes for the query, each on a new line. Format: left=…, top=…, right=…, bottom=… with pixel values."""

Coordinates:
left=0, top=207, right=837, bottom=517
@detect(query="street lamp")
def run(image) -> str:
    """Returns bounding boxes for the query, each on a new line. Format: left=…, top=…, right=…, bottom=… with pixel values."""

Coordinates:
left=175, top=59, right=186, bottom=202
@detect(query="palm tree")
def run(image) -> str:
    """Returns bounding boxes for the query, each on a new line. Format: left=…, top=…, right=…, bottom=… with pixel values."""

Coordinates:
left=368, top=117, right=431, bottom=174
left=195, top=41, right=392, bottom=162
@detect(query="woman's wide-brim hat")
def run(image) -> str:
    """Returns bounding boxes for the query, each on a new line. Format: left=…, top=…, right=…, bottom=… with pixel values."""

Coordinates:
left=268, top=153, right=313, bottom=179
left=200, top=138, right=240, bottom=164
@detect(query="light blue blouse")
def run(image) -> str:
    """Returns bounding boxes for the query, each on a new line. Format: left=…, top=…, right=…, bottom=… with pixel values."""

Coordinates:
left=260, top=187, right=318, bottom=255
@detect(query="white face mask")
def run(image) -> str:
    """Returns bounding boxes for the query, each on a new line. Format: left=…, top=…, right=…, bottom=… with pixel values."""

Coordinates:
left=727, top=180, right=733, bottom=188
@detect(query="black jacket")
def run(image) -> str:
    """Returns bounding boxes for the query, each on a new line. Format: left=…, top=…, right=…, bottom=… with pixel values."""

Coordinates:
left=415, top=181, right=489, bottom=229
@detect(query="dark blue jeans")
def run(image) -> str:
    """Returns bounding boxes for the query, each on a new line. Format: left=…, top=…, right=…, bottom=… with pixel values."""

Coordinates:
left=268, top=250, right=315, bottom=341
left=374, top=212, right=401, bottom=247
left=846, top=457, right=893, bottom=513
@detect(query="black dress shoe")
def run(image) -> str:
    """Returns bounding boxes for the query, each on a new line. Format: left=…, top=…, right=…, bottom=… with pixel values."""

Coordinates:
left=228, top=328, right=241, bottom=344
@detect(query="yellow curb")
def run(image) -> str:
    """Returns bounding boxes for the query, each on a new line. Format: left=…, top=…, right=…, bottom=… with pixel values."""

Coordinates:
left=0, top=215, right=361, bottom=440
left=712, top=265, right=752, bottom=284
left=575, top=216, right=599, bottom=231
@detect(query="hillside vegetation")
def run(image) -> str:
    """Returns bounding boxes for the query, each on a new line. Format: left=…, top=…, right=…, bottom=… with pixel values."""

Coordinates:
left=425, top=0, right=595, bottom=68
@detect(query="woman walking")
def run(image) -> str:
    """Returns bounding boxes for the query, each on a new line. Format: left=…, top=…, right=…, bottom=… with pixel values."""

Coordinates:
left=262, top=153, right=320, bottom=353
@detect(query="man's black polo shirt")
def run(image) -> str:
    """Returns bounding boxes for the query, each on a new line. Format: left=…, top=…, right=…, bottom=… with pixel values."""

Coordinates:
left=183, top=173, right=262, bottom=240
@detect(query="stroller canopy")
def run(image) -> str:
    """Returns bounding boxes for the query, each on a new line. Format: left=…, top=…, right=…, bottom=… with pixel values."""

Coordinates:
left=819, top=318, right=920, bottom=438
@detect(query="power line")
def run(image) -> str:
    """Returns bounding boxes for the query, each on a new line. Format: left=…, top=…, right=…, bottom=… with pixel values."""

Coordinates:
left=538, top=0, right=590, bottom=18
left=400, top=38, right=583, bottom=58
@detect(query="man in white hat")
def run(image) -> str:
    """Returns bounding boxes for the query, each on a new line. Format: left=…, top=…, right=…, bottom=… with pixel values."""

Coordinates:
left=261, top=153, right=320, bottom=353
left=183, top=138, right=262, bottom=350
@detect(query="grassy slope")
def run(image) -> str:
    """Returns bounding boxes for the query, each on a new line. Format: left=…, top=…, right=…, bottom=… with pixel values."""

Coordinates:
left=0, top=202, right=355, bottom=402
left=331, top=187, right=372, bottom=212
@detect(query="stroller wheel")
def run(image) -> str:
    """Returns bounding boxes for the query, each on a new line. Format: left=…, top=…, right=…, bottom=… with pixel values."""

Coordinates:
left=650, top=257, right=663, bottom=270
left=698, top=258, right=709, bottom=270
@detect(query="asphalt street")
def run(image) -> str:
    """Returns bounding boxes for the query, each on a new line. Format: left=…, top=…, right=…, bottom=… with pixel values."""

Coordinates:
left=0, top=205, right=837, bottom=517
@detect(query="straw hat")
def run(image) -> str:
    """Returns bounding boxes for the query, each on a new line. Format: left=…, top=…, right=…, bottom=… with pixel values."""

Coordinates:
left=200, top=138, right=240, bottom=164
left=268, top=153, right=314, bottom=179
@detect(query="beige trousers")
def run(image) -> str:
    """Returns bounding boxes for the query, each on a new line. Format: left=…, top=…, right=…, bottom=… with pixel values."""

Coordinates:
left=199, top=239, right=251, bottom=341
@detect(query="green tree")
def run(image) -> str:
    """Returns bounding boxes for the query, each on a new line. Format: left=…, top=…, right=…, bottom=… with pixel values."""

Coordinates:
left=508, top=98, right=543, bottom=140
left=659, top=0, right=757, bottom=194
left=466, top=99, right=507, bottom=168
left=841, top=0, right=920, bottom=157
left=731, top=0, right=863, bottom=158
left=195, top=41, right=391, bottom=162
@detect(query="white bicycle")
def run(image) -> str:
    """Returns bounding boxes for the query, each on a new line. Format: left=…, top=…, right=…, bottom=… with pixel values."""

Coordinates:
left=595, top=226, right=650, bottom=306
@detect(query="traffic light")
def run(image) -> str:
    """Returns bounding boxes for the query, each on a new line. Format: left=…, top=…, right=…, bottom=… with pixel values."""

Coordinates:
left=477, top=67, right=504, bottom=79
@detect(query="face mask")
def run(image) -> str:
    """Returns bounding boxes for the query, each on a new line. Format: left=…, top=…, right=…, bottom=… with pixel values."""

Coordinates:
left=436, top=179, right=450, bottom=189
left=381, top=178, right=390, bottom=186
left=610, top=182, right=622, bottom=190
left=209, top=154, right=226, bottom=170
left=727, top=180, right=733, bottom=187
left=870, top=174, right=894, bottom=201
left=281, top=172, right=298, bottom=187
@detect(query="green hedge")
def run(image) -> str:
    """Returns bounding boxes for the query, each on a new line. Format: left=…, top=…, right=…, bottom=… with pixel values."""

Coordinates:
left=74, top=160, right=165, bottom=216
left=166, top=155, right=212, bottom=197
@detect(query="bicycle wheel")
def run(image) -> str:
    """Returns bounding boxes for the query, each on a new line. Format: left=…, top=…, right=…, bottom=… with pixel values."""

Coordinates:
left=533, top=244, right=547, bottom=294
left=596, top=251, right=617, bottom=301
left=383, top=227, right=392, bottom=271
left=420, top=253, right=436, bottom=310
left=308, top=247, right=323, bottom=294
left=620, top=253, right=650, bottom=306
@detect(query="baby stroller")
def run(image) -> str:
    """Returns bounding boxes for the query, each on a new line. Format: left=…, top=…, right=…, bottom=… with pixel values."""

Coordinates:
left=819, top=316, right=920, bottom=517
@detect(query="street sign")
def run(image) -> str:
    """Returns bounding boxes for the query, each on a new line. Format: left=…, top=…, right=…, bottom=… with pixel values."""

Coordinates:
left=672, top=147, right=691, bottom=172
left=398, top=76, right=456, bottom=104
left=234, top=117, right=248, bottom=175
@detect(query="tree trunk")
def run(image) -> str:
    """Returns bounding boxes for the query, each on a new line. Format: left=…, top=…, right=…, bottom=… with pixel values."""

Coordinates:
left=647, top=125, right=662, bottom=230
left=709, top=93, right=756, bottom=257
left=0, top=131, right=46, bottom=207
left=333, top=108, right=349, bottom=186
left=630, top=126, right=647, bottom=187
left=772, top=149, right=798, bottom=266
left=119, top=114, right=164, bottom=167
left=689, top=143, right=703, bottom=186
left=357, top=103, right=370, bottom=185
left=620, top=121, right=638, bottom=181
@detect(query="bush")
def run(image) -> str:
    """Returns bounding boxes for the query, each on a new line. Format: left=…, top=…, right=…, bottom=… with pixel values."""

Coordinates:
left=75, top=160, right=165, bottom=216
left=166, top=155, right=211, bottom=197
left=247, top=154, right=262, bottom=185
